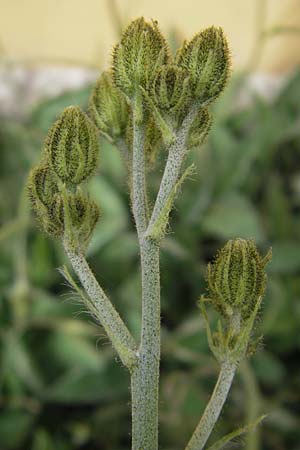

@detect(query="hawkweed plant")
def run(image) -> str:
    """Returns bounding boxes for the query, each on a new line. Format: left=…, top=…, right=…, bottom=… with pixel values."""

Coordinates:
left=27, top=18, right=271, bottom=450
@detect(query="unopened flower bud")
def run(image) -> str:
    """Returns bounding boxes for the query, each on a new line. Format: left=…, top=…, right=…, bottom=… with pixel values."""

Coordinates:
left=89, top=71, right=129, bottom=143
left=65, top=191, right=100, bottom=250
left=152, top=65, right=191, bottom=120
left=207, top=239, right=271, bottom=321
left=45, top=106, right=99, bottom=185
left=112, top=17, right=169, bottom=100
left=176, top=26, right=230, bottom=105
left=187, top=108, right=212, bottom=149
left=27, top=163, right=64, bottom=237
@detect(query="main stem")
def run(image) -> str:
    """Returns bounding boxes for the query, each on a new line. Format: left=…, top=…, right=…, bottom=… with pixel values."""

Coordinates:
left=131, top=237, right=160, bottom=450
left=131, top=104, right=161, bottom=450
left=130, top=104, right=197, bottom=449
left=185, top=361, right=236, bottom=450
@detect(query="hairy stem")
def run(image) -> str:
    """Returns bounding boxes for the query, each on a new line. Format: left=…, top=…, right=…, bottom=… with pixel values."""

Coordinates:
left=185, top=361, right=237, bottom=450
left=64, top=245, right=138, bottom=370
left=131, top=237, right=160, bottom=450
left=130, top=103, right=161, bottom=449
left=148, top=107, right=197, bottom=232
left=131, top=110, right=148, bottom=238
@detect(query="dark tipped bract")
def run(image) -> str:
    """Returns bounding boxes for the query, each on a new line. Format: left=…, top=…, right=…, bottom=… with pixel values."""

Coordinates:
left=27, top=106, right=100, bottom=250
left=27, top=163, right=64, bottom=237
left=112, top=17, right=170, bottom=99
left=46, top=106, right=99, bottom=185
left=27, top=17, right=231, bottom=250
left=176, top=26, right=230, bottom=104
left=89, top=71, right=130, bottom=143
left=207, top=238, right=271, bottom=321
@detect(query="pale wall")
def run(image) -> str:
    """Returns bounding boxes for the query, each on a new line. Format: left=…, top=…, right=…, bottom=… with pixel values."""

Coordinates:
left=1, top=0, right=300, bottom=72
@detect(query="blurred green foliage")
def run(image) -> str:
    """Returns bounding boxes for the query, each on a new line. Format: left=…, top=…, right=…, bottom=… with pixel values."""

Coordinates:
left=0, top=70, right=300, bottom=450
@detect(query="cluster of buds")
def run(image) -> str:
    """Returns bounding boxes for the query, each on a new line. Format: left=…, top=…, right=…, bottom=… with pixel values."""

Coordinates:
left=28, top=17, right=231, bottom=250
left=201, top=239, right=271, bottom=365
left=27, top=106, right=100, bottom=252
left=89, top=17, right=231, bottom=153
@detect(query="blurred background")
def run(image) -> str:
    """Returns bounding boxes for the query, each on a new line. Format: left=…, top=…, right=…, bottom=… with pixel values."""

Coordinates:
left=1, top=0, right=300, bottom=449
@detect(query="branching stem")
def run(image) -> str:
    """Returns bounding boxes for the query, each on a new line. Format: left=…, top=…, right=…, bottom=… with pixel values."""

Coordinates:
left=64, top=245, right=138, bottom=371
left=147, top=107, right=197, bottom=233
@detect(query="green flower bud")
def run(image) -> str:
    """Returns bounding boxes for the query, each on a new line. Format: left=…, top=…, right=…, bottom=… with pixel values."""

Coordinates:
left=175, top=26, right=230, bottom=104
left=187, top=108, right=212, bottom=149
left=89, top=71, right=130, bottom=143
left=152, top=65, right=191, bottom=118
left=45, top=106, right=99, bottom=185
left=207, top=239, right=271, bottom=321
left=27, top=163, right=64, bottom=237
left=112, top=17, right=169, bottom=99
left=64, top=191, right=100, bottom=251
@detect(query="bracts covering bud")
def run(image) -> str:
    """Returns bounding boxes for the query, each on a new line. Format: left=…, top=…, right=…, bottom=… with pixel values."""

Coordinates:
left=27, top=163, right=99, bottom=250
left=89, top=71, right=129, bottom=143
left=27, top=105, right=100, bottom=252
left=201, top=239, right=272, bottom=364
left=45, top=106, right=99, bottom=185
left=176, top=26, right=230, bottom=105
left=27, top=163, right=64, bottom=238
left=112, top=18, right=169, bottom=101
left=207, top=239, right=271, bottom=321
left=152, top=65, right=191, bottom=123
left=187, top=108, right=212, bottom=149
left=61, top=191, right=100, bottom=252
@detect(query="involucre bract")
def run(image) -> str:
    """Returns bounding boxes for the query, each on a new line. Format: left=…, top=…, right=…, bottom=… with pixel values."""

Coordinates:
left=207, top=239, right=271, bottom=321
left=176, top=26, right=230, bottom=105
left=112, top=17, right=169, bottom=100
left=89, top=71, right=129, bottom=143
left=45, top=106, right=99, bottom=185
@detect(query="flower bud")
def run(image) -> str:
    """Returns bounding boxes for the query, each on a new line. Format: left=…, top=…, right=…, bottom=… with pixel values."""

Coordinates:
left=27, top=163, right=64, bottom=237
left=175, top=26, right=230, bottom=105
left=152, top=65, right=191, bottom=117
left=112, top=17, right=169, bottom=99
left=89, top=71, right=129, bottom=143
left=207, top=239, right=271, bottom=321
left=45, top=106, right=99, bottom=185
left=66, top=191, right=100, bottom=250
left=187, top=108, right=212, bottom=149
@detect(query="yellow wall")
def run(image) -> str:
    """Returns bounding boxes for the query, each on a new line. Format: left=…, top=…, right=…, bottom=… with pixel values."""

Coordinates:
left=1, top=0, right=300, bottom=72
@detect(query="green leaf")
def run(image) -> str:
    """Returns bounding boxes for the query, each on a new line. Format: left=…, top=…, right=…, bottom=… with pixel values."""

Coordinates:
left=45, top=362, right=128, bottom=403
left=0, top=409, right=35, bottom=449
left=202, top=192, right=264, bottom=241
left=46, top=331, right=105, bottom=371
left=2, top=332, right=43, bottom=392
left=269, top=242, right=300, bottom=273
left=87, top=177, right=128, bottom=255
left=252, top=351, right=286, bottom=386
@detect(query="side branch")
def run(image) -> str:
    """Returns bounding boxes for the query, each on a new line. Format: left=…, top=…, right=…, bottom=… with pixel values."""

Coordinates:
left=147, top=107, right=197, bottom=234
left=64, top=245, right=138, bottom=371
left=184, top=361, right=237, bottom=450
